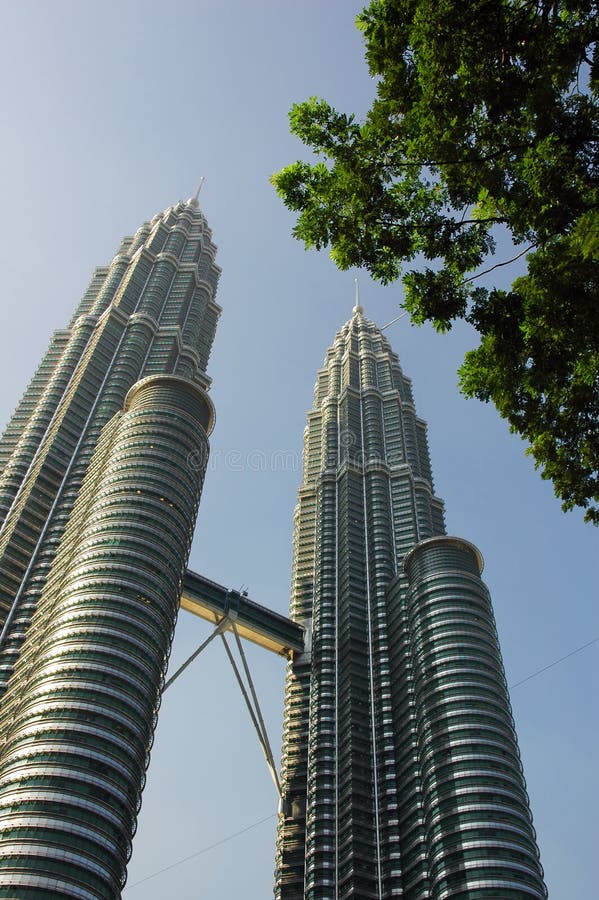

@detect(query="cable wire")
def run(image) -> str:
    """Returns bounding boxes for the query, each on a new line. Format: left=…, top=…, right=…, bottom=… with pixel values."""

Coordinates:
left=509, top=635, right=599, bottom=689
left=127, top=635, right=597, bottom=888
left=124, top=813, right=276, bottom=891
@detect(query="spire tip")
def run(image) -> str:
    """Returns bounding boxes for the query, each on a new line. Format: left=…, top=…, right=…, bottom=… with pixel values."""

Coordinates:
left=188, top=177, right=205, bottom=208
left=194, top=176, right=205, bottom=200
left=353, top=277, right=363, bottom=315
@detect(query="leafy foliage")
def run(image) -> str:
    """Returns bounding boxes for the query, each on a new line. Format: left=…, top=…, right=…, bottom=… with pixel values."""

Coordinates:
left=272, top=0, right=599, bottom=522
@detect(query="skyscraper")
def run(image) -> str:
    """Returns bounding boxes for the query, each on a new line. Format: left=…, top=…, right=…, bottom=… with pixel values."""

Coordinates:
left=275, top=302, right=547, bottom=898
left=0, top=197, right=221, bottom=898
left=0, top=189, right=548, bottom=900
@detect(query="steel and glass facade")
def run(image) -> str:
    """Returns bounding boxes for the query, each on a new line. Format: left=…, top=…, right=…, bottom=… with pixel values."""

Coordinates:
left=275, top=305, right=546, bottom=898
left=0, top=196, right=547, bottom=899
left=0, top=199, right=220, bottom=897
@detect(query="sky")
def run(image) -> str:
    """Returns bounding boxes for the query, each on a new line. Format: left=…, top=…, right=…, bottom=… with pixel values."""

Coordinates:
left=0, top=2, right=596, bottom=898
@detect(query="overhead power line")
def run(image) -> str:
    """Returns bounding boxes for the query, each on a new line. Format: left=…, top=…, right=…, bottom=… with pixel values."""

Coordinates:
left=126, top=635, right=597, bottom=889
left=124, top=814, right=276, bottom=891
left=509, top=635, right=599, bottom=689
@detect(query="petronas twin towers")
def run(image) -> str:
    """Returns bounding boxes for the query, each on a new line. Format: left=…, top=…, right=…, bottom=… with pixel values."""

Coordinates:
left=0, top=198, right=547, bottom=898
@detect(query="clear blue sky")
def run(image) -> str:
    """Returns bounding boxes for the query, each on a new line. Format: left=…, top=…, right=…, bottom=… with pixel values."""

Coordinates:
left=0, top=2, right=596, bottom=897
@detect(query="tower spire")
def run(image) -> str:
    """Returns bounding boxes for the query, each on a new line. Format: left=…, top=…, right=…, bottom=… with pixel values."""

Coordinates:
left=353, top=277, right=363, bottom=315
left=194, top=176, right=205, bottom=200
left=189, top=177, right=205, bottom=208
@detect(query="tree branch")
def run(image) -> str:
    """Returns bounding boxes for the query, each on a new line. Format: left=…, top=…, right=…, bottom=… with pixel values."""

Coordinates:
left=462, top=243, right=535, bottom=284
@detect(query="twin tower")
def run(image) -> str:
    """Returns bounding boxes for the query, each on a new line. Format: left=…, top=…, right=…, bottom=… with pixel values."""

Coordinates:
left=0, top=199, right=546, bottom=898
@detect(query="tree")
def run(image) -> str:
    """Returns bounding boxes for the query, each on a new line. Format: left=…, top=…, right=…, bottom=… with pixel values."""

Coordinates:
left=271, top=0, right=599, bottom=522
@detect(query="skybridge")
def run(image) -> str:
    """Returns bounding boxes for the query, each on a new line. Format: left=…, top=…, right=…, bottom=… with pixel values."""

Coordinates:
left=180, top=568, right=304, bottom=658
